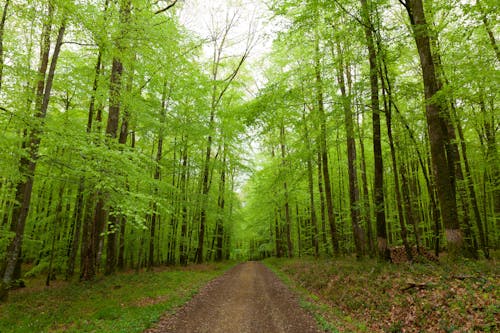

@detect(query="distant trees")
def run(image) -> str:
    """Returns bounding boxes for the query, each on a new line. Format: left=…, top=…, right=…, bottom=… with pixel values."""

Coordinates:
left=238, top=0, right=497, bottom=261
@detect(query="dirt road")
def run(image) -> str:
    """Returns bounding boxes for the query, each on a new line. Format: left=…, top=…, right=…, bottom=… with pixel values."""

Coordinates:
left=145, top=261, right=322, bottom=333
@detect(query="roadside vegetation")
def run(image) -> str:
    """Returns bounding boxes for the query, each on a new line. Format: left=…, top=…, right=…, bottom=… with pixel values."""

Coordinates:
left=0, top=262, right=233, bottom=333
left=265, top=257, right=499, bottom=333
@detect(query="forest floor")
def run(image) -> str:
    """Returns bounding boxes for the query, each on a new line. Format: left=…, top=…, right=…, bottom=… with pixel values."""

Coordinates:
left=0, top=262, right=233, bottom=333
left=145, top=261, right=321, bottom=333
left=265, top=256, right=499, bottom=333
left=0, top=257, right=497, bottom=333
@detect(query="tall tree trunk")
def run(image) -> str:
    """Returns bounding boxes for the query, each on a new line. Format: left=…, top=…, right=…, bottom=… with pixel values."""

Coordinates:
left=380, top=59, right=412, bottom=261
left=360, top=0, right=388, bottom=260
left=179, top=141, right=189, bottom=266
left=357, top=113, right=374, bottom=255
left=378, top=48, right=441, bottom=256
left=455, top=113, right=488, bottom=257
left=316, top=35, right=339, bottom=254
left=2, top=7, right=64, bottom=299
left=403, top=0, right=462, bottom=254
left=148, top=134, right=163, bottom=270
left=197, top=119, right=213, bottom=264
left=336, top=43, right=365, bottom=258
left=215, top=145, right=227, bottom=261
left=280, top=124, right=293, bottom=257
left=317, top=150, right=328, bottom=254
left=303, top=111, right=319, bottom=257
left=101, top=57, right=124, bottom=276
left=102, top=0, right=131, bottom=276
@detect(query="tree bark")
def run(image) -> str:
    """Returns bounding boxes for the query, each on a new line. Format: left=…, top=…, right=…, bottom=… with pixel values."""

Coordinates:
left=403, top=0, right=462, bottom=254
left=360, top=0, right=388, bottom=260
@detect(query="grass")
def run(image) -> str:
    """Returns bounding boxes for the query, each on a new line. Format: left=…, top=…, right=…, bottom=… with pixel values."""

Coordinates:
left=0, top=262, right=234, bottom=333
left=264, top=256, right=499, bottom=333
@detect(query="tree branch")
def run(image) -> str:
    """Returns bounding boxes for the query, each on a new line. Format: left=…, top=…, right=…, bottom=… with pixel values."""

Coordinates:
left=154, top=0, right=178, bottom=15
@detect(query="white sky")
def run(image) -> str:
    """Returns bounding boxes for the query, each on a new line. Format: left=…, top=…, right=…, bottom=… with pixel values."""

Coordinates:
left=178, top=0, right=279, bottom=94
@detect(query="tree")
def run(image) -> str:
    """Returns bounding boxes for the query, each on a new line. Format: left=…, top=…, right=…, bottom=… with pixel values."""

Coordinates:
left=1, top=1, right=66, bottom=298
left=400, top=0, right=462, bottom=254
left=360, top=0, right=388, bottom=259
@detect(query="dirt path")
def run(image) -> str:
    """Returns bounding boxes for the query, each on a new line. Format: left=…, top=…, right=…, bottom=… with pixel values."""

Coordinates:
left=145, top=261, right=322, bottom=333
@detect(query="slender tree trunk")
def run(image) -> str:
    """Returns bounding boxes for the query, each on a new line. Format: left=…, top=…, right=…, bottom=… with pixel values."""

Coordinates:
left=279, top=124, right=293, bottom=257
left=360, top=0, right=388, bottom=260
left=215, top=145, right=227, bottom=261
left=179, top=142, right=189, bottom=266
left=317, top=150, right=328, bottom=254
left=148, top=135, right=163, bottom=270
left=102, top=57, right=125, bottom=277
left=455, top=112, right=488, bottom=257
left=270, top=148, right=283, bottom=258
left=357, top=113, right=374, bottom=255
left=336, top=44, right=364, bottom=257
left=303, top=111, right=319, bottom=257
left=379, top=49, right=441, bottom=256
left=197, top=120, right=213, bottom=264
left=380, top=61, right=412, bottom=261
left=316, top=36, right=338, bottom=254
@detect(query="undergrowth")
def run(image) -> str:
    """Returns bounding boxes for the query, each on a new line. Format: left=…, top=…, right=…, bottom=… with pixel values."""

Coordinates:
left=0, top=262, right=233, bottom=333
left=264, top=256, right=499, bottom=333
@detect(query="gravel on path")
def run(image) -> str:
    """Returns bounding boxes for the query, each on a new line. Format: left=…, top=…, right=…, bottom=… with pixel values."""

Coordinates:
left=144, top=261, right=323, bottom=333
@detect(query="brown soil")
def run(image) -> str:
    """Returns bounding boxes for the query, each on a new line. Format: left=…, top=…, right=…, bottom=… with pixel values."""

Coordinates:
left=145, top=261, right=323, bottom=333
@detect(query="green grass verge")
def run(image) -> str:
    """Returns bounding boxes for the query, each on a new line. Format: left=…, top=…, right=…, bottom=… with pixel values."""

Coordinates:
left=0, top=262, right=234, bottom=333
